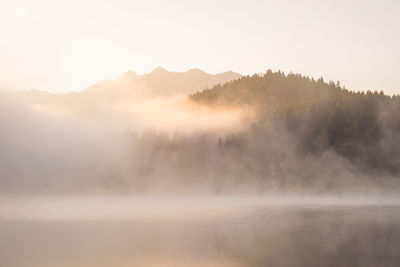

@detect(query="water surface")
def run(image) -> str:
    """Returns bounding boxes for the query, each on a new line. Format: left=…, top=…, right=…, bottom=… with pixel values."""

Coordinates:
left=1, top=196, right=399, bottom=267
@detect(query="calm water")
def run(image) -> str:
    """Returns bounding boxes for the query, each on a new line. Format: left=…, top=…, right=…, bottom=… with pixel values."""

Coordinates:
left=1, top=196, right=400, bottom=267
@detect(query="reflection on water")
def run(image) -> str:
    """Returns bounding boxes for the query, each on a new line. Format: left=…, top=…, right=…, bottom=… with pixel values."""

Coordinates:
left=1, top=196, right=400, bottom=267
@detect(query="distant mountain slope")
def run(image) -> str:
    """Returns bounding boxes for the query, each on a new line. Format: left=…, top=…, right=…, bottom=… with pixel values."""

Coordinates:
left=22, top=67, right=241, bottom=116
left=82, top=67, right=241, bottom=97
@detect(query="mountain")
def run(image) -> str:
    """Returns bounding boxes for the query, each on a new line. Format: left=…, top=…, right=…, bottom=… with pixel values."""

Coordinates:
left=21, top=67, right=241, bottom=117
left=82, top=67, right=241, bottom=97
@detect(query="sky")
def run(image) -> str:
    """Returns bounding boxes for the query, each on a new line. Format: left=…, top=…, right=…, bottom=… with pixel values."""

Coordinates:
left=0, top=0, right=399, bottom=94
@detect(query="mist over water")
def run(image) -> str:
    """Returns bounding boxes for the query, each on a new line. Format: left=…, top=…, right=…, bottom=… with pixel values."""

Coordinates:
left=2, top=195, right=399, bottom=221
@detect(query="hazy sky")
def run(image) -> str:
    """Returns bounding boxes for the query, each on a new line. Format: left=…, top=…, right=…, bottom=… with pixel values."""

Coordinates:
left=0, top=0, right=399, bottom=93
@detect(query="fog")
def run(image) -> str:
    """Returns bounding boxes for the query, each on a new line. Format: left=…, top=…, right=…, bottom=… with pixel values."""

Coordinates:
left=1, top=195, right=400, bottom=221
left=0, top=88, right=383, bottom=195
left=0, top=84, right=252, bottom=194
left=0, top=68, right=254, bottom=194
left=1, top=69, right=400, bottom=266
left=1, top=70, right=400, bottom=195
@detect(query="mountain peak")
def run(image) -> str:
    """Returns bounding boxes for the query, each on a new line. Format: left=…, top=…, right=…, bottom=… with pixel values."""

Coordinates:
left=151, top=66, right=169, bottom=74
left=216, top=70, right=241, bottom=78
left=120, top=70, right=138, bottom=80
left=186, top=68, right=207, bottom=74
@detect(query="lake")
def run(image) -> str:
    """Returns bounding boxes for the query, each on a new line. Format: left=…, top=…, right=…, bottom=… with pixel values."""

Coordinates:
left=0, top=196, right=399, bottom=267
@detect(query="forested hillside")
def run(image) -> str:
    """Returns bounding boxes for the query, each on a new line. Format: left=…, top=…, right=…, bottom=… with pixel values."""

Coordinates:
left=191, top=70, right=400, bottom=177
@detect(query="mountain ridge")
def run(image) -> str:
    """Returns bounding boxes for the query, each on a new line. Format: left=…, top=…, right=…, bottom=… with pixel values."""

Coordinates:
left=79, top=67, right=241, bottom=97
